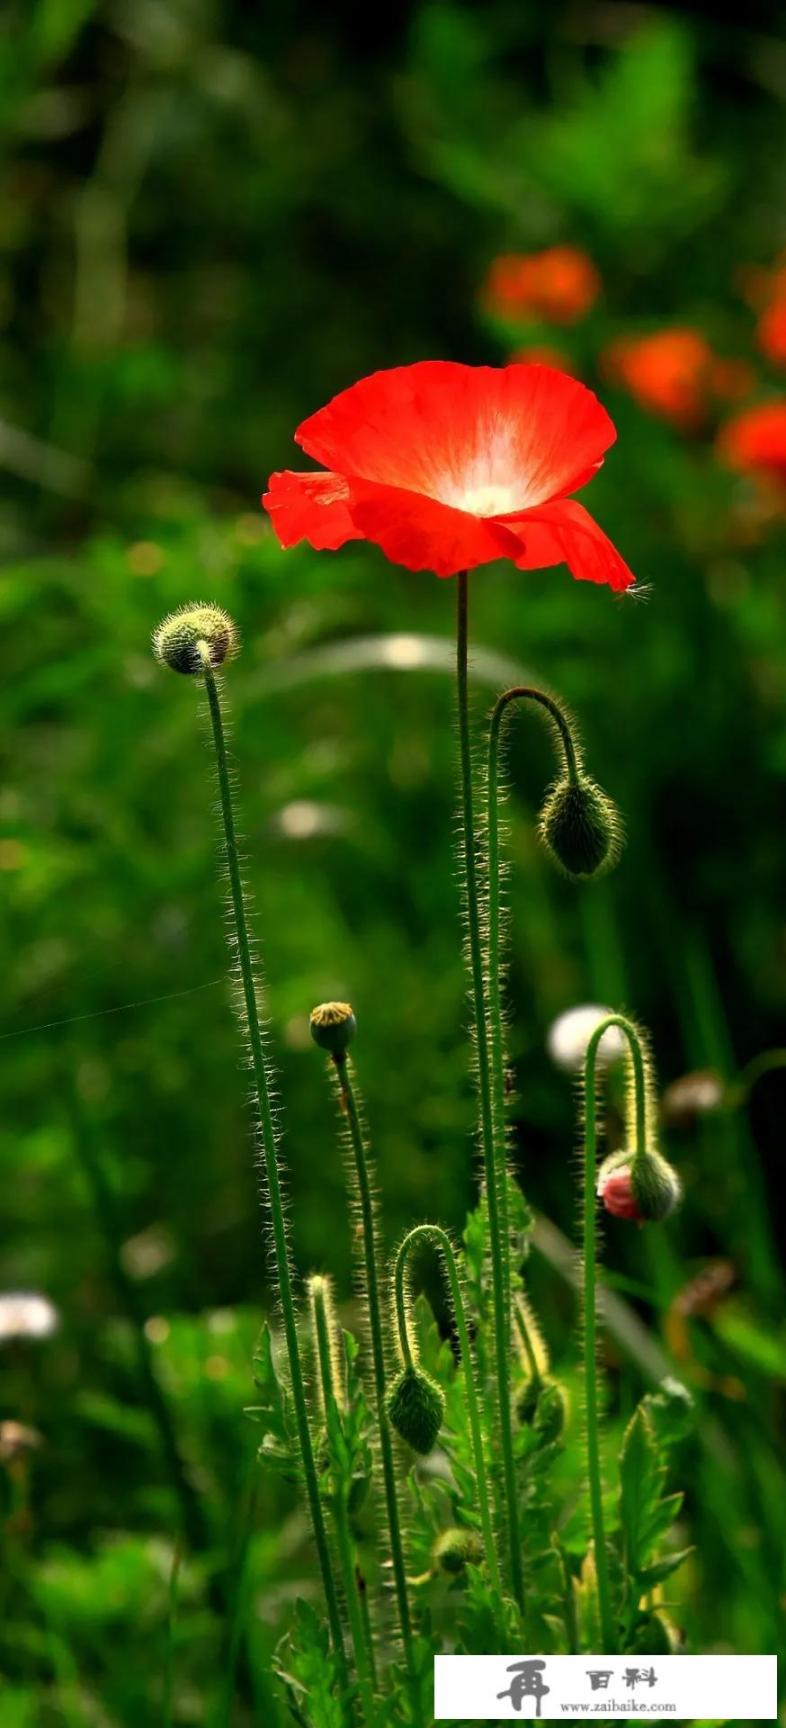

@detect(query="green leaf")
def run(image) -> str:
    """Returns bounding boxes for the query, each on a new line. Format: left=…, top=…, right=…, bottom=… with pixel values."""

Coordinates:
left=245, top=1322, right=300, bottom=1480
left=275, top=1601, right=350, bottom=1728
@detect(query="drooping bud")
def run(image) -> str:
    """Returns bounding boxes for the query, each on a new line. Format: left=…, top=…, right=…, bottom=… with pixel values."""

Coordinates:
left=432, top=1527, right=484, bottom=1576
left=597, top=1149, right=681, bottom=1223
left=539, top=776, right=620, bottom=880
left=309, top=1001, right=357, bottom=1060
left=152, top=605, right=238, bottom=675
left=386, top=1365, right=444, bottom=1455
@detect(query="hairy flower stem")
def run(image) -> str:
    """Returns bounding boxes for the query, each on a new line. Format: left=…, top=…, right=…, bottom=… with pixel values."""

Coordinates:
left=331, top=1053, right=421, bottom=1717
left=582, top=1012, right=649, bottom=1653
left=393, top=1225, right=502, bottom=1596
left=455, top=571, right=524, bottom=1613
left=486, top=686, right=581, bottom=1328
left=310, top=1280, right=378, bottom=1727
left=199, top=656, right=348, bottom=1686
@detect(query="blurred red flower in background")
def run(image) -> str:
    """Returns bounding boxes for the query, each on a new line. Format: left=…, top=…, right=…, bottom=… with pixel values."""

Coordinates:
left=716, top=401, right=786, bottom=486
left=263, top=361, right=635, bottom=586
left=603, top=328, right=753, bottom=429
left=483, top=246, right=600, bottom=325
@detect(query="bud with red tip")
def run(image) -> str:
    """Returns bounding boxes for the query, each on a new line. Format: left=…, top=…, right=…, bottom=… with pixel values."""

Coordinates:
left=597, top=1147, right=681, bottom=1223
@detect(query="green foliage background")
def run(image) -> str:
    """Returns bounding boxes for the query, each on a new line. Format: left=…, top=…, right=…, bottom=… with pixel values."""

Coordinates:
left=1, top=2, right=784, bottom=1722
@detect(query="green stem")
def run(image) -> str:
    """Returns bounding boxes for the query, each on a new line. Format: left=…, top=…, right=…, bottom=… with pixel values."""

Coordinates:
left=582, top=1012, right=649, bottom=1653
left=455, top=572, right=524, bottom=1613
left=333, top=1055, right=421, bottom=1716
left=394, top=1225, right=502, bottom=1596
left=485, top=685, right=582, bottom=1331
left=199, top=658, right=348, bottom=1687
left=310, top=1282, right=378, bottom=1727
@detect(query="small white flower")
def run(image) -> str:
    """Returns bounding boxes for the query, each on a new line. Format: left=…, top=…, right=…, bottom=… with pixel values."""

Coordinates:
left=0, top=1291, right=60, bottom=1344
left=546, top=1004, right=626, bottom=1073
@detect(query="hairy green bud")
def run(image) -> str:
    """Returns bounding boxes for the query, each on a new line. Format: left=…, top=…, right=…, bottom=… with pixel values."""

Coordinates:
left=309, top=1001, right=357, bottom=1059
left=152, top=604, right=238, bottom=675
left=539, top=775, right=620, bottom=880
left=386, top=1365, right=444, bottom=1455
left=432, top=1527, right=484, bottom=1576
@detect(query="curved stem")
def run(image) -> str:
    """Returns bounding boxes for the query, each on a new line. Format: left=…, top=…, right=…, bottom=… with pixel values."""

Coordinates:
left=310, top=1282, right=378, bottom=1727
left=455, top=572, right=524, bottom=1612
left=486, top=686, right=583, bottom=1330
left=735, top=1047, right=786, bottom=1104
left=333, top=1055, right=421, bottom=1720
left=394, top=1225, right=502, bottom=1596
left=200, top=659, right=348, bottom=1687
left=582, top=1012, right=649, bottom=1653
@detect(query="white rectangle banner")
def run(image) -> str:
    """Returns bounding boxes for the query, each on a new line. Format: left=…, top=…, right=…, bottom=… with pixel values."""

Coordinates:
left=434, top=1653, right=777, bottom=1720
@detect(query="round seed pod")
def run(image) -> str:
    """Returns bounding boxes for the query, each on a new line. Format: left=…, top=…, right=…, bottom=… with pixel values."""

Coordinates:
left=386, top=1365, right=444, bottom=1455
left=152, top=605, right=237, bottom=675
left=433, top=1527, right=484, bottom=1576
left=539, top=776, right=620, bottom=880
left=309, top=1002, right=357, bottom=1059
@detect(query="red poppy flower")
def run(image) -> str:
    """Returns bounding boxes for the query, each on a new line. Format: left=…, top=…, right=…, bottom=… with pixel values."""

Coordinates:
left=263, top=361, right=634, bottom=588
left=484, top=247, right=600, bottom=325
left=603, top=328, right=754, bottom=430
left=716, top=400, right=786, bottom=486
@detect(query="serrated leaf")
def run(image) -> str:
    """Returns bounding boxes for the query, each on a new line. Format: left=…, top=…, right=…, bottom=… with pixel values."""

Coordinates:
left=247, top=1321, right=300, bottom=1479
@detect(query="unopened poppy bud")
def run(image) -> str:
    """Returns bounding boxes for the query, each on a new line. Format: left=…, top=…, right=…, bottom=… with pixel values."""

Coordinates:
left=386, top=1365, right=444, bottom=1455
left=152, top=604, right=238, bottom=675
left=598, top=1149, right=681, bottom=1223
left=432, top=1527, right=484, bottom=1575
left=309, top=1001, right=356, bottom=1059
left=539, top=776, right=620, bottom=880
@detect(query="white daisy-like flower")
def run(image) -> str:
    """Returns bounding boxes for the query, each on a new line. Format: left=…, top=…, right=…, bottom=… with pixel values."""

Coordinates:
left=0, top=1291, right=60, bottom=1344
left=546, top=1004, right=626, bottom=1073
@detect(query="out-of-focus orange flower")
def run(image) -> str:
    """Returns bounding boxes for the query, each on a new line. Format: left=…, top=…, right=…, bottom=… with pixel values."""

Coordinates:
left=483, top=246, right=600, bottom=325
left=716, top=401, right=786, bottom=486
left=603, top=328, right=753, bottom=430
left=757, top=298, right=786, bottom=366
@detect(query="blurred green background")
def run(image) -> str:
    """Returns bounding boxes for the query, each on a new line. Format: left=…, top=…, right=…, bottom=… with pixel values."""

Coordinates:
left=2, top=2, right=785, bottom=1722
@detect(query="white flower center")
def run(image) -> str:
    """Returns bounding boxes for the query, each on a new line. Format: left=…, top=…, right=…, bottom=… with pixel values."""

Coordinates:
left=453, top=483, right=520, bottom=517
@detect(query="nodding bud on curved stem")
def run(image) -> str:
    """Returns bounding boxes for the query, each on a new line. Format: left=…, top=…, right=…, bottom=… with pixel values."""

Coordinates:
left=487, top=684, right=622, bottom=888
left=152, top=604, right=238, bottom=675
left=586, top=1014, right=682, bottom=1226
left=390, top=1223, right=502, bottom=1596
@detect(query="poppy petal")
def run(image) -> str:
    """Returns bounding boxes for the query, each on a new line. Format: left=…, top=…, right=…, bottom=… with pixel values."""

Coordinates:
left=295, top=362, right=616, bottom=512
left=503, top=498, right=636, bottom=592
left=346, top=477, right=520, bottom=577
left=262, top=470, right=362, bottom=551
